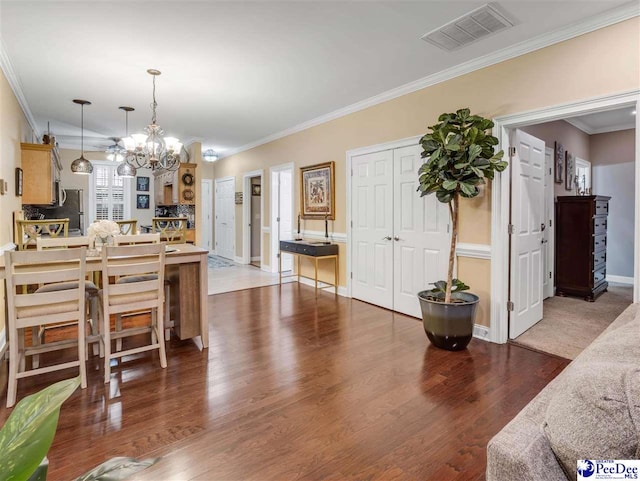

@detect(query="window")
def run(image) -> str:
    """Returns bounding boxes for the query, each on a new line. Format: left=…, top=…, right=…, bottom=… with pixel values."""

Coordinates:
left=89, top=161, right=131, bottom=221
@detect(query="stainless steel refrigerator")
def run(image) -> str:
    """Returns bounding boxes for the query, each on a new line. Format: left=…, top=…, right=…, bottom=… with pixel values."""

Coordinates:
left=42, top=189, right=84, bottom=235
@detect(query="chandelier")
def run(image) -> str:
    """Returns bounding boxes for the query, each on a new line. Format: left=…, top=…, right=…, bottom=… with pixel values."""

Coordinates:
left=120, top=69, right=182, bottom=175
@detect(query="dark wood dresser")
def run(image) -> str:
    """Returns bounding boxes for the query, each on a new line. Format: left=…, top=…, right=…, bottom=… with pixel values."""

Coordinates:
left=556, top=195, right=610, bottom=301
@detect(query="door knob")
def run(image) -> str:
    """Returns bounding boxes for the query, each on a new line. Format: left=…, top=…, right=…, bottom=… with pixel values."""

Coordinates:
left=541, top=223, right=546, bottom=231
left=382, top=236, right=392, bottom=241
left=394, top=236, right=400, bottom=241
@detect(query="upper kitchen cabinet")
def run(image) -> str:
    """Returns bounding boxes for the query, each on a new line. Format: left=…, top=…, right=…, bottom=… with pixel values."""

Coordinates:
left=154, top=163, right=197, bottom=206
left=21, top=143, right=62, bottom=205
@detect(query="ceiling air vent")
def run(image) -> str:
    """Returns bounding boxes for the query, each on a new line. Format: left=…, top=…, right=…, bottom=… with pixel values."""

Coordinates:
left=421, top=3, right=514, bottom=51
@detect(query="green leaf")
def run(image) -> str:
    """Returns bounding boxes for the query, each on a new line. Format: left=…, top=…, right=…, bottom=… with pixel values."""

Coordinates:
left=436, top=189, right=453, bottom=204
left=442, top=179, right=457, bottom=191
left=459, top=182, right=476, bottom=197
left=0, top=377, right=80, bottom=481
left=468, top=144, right=482, bottom=162
left=75, top=457, right=159, bottom=481
left=451, top=279, right=470, bottom=292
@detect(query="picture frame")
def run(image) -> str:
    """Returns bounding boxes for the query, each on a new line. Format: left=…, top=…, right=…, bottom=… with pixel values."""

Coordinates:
left=565, top=151, right=575, bottom=191
left=300, top=161, right=335, bottom=220
left=15, top=167, right=23, bottom=196
left=554, top=141, right=564, bottom=184
left=136, top=194, right=150, bottom=209
left=136, top=176, right=150, bottom=192
left=251, top=184, right=261, bottom=196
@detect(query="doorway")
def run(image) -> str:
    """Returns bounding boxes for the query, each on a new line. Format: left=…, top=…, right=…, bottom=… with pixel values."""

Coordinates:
left=492, top=92, right=639, bottom=350
left=242, top=169, right=264, bottom=268
left=201, top=179, right=213, bottom=252
left=270, top=163, right=293, bottom=273
left=348, top=138, right=450, bottom=319
left=215, top=176, right=235, bottom=260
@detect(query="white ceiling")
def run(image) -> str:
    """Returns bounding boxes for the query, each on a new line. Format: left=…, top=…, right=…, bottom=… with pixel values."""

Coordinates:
left=0, top=1, right=635, bottom=154
left=566, top=106, right=636, bottom=134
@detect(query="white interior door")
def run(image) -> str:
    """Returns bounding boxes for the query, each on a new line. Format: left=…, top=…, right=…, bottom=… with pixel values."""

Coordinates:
left=393, top=145, right=450, bottom=318
left=201, top=179, right=213, bottom=251
left=215, top=177, right=235, bottom=260
left=271, top=166, right=293, bottom=272
left=351, top=150, right=394, bottom=309
left=543, top=147, right=554, bottom=299
left=510, top=129, right=546, bottom=339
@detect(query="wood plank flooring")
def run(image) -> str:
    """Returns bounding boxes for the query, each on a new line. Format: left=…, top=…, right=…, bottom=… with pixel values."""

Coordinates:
left=0, top=283, right=569, bottom=480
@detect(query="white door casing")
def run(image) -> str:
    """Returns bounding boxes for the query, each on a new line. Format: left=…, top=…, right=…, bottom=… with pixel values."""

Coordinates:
left=242, top=170, right=264, bottom=265
left=215, top=176, right=235, bottom=260
left=543, top=147, right=555, bottom=300
left=201, top=179, right=213, bottom=252
left=392, top=145, right=450, bottom=318
left=509, top=129, right=546, bottom=339
left=351, top=149, right=394, bottom=309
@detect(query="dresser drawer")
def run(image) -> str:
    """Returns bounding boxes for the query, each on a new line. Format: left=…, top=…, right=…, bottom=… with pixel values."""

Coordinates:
left=593, top=234, right=607, bottom=252
left=593, top=250, right=607, bottom=269
left=595, top=201, right=609, bottom=216
left=593, top=267, right=606, bottom=286
left=593, top=216, right=607, bottom=234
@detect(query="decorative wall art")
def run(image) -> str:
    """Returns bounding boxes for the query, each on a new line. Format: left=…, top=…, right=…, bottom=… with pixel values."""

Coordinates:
left=300, top=161, right=335, bottom=219
left=136, top=194, right=150, bottom=209
left=136, top=176, right=150, bottom=192
left=565, top=151, right=575, bottom=191
left=235, top=192, right=243, bottom=204
left=15, top=168, right=23, bottom=196
left=554, top=141, right=564, bottom=184
left=251, top=184, right=261, bottom=196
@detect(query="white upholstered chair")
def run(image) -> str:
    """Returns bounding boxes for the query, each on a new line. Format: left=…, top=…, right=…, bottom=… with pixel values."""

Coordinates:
left=5, top=248, right=88, bottom=407
left=99, top=244, right=167, bottom=383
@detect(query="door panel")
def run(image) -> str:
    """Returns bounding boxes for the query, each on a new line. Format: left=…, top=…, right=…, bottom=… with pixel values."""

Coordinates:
left=215, top=178, right=235, bottom=260
left=279, top=169, right=293, bottom=272
left=510, top=130, right=546, bottom=338
left=351, top=150, right=393, bottom=309
left=392, top=145, right=449, bottom=318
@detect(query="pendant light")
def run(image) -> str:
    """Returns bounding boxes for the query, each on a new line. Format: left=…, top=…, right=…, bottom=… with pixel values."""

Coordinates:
left=70, top=99, right=93, bottom=175
left=116, top=106, right=137, bottom=178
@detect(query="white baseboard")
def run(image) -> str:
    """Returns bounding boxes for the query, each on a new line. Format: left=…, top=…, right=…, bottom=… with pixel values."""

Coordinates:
left=607, top=275, right=634, bottom=285
left=296, top=276, right=348, bottom=297
left=473, top=324, right=490, bottom=341
left=250, top=256, right=261, bottom=261
left=210, top=249, right=217, bottom=256
left=234, top=256, right=245, bottom=264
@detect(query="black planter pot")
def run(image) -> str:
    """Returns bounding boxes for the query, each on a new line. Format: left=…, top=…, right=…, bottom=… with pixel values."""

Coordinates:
left=417, top=291, right=479, bottom=351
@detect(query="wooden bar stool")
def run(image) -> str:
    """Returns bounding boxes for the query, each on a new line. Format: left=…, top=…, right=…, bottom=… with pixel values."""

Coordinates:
left=100, top=244, right=167, bottom=384
left=5, top=248, right=88, bottom=407
left=152, top=217, right=187, bottom=244
left=116, top=220, right=138, bottom=236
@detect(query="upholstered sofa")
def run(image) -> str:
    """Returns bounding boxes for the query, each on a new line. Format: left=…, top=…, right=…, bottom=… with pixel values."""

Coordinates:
left=486, top=304, right=640, bottom=480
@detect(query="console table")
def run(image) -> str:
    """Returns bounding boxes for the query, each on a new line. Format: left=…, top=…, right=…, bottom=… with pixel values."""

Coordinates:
left=279, top=240, right=339, bottom=296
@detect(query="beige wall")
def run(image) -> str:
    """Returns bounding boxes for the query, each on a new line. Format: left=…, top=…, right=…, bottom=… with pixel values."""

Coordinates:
left=0, top=67, right=34, bottom=335
left=213, top=18, right=640, bottom=327
left=522, top=119, right=591, bottom=197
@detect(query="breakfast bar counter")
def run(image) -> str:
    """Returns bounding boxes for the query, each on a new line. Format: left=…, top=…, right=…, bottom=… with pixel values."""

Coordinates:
left=0, top=243, right=209, bottom=349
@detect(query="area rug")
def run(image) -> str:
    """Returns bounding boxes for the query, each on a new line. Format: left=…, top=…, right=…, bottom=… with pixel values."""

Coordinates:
left=512, top=285, right=633, bottom=360
left=208, top=255, right=235, bottom=269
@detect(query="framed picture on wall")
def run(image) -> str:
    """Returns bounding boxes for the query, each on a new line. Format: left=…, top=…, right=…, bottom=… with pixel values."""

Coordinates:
left=554, top=141, right=564, bottom=184
left=300, top=161, right=335, bottom=220
left=15, top=167, right=23, bottom=196
left=136, top=194, right=150, bottom=209
left=252, top=184, right=261, bottom=196
left=565, top=151, right=575, bottom=191
left=136, top=176, right=150, bottom=192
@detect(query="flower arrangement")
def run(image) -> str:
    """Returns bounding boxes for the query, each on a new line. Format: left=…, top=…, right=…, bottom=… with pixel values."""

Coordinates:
left=87, top=219, right=120, bottom=247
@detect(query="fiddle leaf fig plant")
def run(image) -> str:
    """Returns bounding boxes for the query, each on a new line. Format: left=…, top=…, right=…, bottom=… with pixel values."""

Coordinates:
left=418, top=108, right=507, bottom=303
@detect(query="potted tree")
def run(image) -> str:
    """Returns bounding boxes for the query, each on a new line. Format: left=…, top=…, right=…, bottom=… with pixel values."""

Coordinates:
left=417, top=108, right=507, bottom=350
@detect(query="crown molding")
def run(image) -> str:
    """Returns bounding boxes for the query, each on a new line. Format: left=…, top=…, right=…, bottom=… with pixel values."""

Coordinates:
left=565, top=117, right=636, bottom=135
left=220, top=2, right=639, bottom=160
left=0, top=38, right=39, bottom=137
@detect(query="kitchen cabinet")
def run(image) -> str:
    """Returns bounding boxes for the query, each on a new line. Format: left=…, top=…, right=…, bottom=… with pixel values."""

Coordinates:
left=21, top=143, right=62, bottom=205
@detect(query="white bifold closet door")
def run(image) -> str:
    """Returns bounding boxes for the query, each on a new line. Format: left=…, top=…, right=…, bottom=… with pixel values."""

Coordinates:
left=352, top=144, right=450, bottom=318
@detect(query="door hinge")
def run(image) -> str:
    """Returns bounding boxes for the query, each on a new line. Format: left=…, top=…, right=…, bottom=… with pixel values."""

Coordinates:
left=351, top=169, right=353, bottom=176
left=350, top=272, right=353, bottom=279
left=508, top=224, right=515, bottom=235
left=447, top=224, right=450, bottom=233
left=277, top=217, right=280, bottom=222
left=350, top=220, right=353, bottom=228
left=507, top=301, right=514, bottom=312
left=509, top=147, right=516, bottom=157
left=549, top=272, right=552, bottom=279
left=549, top=219, right=552, bottom=227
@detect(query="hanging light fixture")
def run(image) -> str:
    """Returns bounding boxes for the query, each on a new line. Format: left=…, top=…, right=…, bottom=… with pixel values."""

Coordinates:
left=122, top=69, right=182, bottom=172
left=105, top=137, right=125, bottom=162
left=116, top=106, right=137, bottom=178
left=70, top=99, right=93, bottom=175
left=202, top=149, right=219, bottom=162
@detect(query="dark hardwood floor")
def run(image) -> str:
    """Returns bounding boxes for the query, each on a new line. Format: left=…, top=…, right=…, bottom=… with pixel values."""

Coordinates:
left=0, top=283, right=569, bottom=480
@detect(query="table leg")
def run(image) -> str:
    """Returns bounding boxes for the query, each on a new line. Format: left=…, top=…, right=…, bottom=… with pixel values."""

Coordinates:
left=314, top=258, right=318, bottom=298
left=334, top=255, right=338, bottom=295
left=199, top=256, right=209, bottom=349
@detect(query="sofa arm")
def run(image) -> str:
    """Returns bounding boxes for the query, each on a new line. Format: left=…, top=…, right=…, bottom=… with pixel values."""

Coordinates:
left=487, top=419, right=568, bottom=481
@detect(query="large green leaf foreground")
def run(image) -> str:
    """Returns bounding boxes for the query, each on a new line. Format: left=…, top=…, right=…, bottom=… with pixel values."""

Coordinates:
left=0, top=377, right=80, bottom=481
